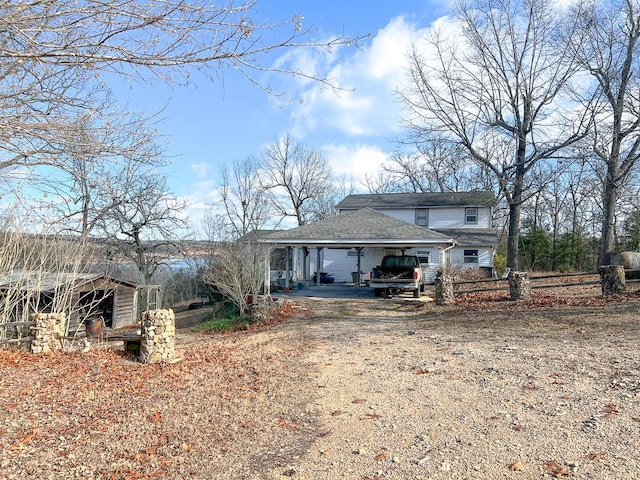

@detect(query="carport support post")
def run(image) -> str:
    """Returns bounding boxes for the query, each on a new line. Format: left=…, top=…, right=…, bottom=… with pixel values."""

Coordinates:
left=356, top=247, right=363, bottom=286
left=285, top=246, right=291, bottom=291
left=302, top=247, right=309, bottom=287
left=316, top=247, right=323, bottom=286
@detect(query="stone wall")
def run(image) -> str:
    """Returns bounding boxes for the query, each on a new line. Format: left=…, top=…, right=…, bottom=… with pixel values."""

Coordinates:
left=30, top=313, right=66, bottom=354
left=139, top=309, right=175, bottom=364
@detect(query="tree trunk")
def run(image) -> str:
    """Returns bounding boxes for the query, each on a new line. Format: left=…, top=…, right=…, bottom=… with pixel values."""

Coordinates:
left=506, top=167, right=525, bottom=270
left=599, top=166, right=620, bottom=267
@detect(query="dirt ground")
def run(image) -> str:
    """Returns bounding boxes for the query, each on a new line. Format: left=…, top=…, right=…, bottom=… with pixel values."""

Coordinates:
left=2, top=286, right=640, bottom=479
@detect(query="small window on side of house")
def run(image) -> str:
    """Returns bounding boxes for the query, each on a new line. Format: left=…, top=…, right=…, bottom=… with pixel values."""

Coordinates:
left=465, top=207, right=478, bottom=224
left=416, top=250, right=430, bottom=264
left=415, top=208, right=429, bottom=227
left=463, top=249, right=479, bottom=264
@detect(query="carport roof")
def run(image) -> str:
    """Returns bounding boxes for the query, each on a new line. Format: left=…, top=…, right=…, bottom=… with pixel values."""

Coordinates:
left=260, top=208, right=454, bottom=247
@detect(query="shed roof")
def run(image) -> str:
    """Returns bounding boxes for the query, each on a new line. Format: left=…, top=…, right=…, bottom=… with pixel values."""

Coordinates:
left=0, top=271, right=137, bottom=293
left=261, top=208, right=454, bottom=247
left=335, top=191, right=496, bottom=210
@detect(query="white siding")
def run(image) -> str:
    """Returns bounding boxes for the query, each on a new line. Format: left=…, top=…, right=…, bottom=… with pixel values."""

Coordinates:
left=429, top=207, right=492, bottom=229
left=321, top=247, right=443, bottom=283
left=339, top=206, right=492, bottom=229
left=450, top=247, right=493, bottom=269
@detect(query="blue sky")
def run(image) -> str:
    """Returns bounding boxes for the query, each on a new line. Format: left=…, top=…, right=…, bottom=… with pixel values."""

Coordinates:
left=111, top=1, right=453, bottom=230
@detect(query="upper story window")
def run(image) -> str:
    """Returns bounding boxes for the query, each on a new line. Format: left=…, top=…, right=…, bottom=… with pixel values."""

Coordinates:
left=465, top=207, right=478, bottom=224
left=415, top=208, right=429, bottom=227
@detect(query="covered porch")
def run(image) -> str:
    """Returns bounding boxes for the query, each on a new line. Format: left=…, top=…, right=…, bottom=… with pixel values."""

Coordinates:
left=259, top=208, right=456, bottom=293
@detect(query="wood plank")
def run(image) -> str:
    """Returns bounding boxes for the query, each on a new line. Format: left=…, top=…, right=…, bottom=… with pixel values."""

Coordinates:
left=0, top=337, right=33, bottom=346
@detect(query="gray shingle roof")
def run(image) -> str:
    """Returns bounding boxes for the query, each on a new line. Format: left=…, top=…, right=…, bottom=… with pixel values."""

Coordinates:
left=433, top=228, right=499, bottom=247
left=335, top=191, right=496, bottom=210
left=0, top=271, right=137, bottom=293
left=261, top=208, right=454, bottom=246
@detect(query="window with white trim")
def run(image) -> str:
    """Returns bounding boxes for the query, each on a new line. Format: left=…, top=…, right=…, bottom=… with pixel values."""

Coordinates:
left=465, top=207, right=478, bottom=224
left=416, top=250, right=430, bottom=264
left=415, top=208, right=429, bottom=227
left=463, top=249, right=479, bottom=264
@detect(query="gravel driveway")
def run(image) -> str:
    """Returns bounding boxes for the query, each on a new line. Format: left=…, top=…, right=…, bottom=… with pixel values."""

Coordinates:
left=258, top=294, right=640, bottom=480
left=2, top=291, right=639, bottom=480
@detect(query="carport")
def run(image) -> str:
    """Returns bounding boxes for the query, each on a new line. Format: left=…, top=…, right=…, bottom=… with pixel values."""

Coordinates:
left=259, top=208, right=455, bottom=293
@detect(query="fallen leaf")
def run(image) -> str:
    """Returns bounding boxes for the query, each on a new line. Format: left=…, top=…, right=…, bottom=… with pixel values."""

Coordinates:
left=148, top=410, right=162, bottom=423
left=586, top=452, right=606, bottom=460
left=330, top=410, right=344, bottom=416
left=412, top=367, right=432, bottom=375
left=544, top=460, right=569, bottom=477
left=362, top=413, right=381, bottom=420
left=352, top=398, right=366, bottom=404
left=508, top=460, right=524, bottom=471
left=602, top=403, right=619, bottom=418
left=374, top=452, right=388, bottom=461
left=278, top=419, right=301, bottom=431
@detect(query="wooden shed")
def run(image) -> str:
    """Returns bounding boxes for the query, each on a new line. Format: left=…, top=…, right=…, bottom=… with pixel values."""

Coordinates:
left=0, top=271, right=139, bottom=331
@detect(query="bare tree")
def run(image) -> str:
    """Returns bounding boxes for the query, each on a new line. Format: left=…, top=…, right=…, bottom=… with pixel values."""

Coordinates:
left=34, top=108, right=167, bottom=243
left=0, top=1, right=363, bottom=200
left=261, top=133, right=334, bottom=226
left=200, top=211, right=271, bottom=316
left=400, top=0, right=588, bottom=269
left=365, top=140, right=495, bottom=193
left=98, top=172, right=187, bottom=285
left=220, top=156, right=274, bottom=239
left=569, top=0, right=640, bottom=265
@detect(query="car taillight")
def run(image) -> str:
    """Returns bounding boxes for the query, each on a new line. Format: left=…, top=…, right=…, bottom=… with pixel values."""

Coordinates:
left=414, top=271, right=419, bottom=280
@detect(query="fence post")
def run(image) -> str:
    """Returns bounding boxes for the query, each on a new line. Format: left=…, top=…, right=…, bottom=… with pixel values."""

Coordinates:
left=599, top=265, right=626, bottom=296
left=30, top=313, right=66, bottom=354
left=435, top=270, right=455, bottom=306
left=509, top=271, right=531, bottom=300
left=140, top=309, right=175, bottom=364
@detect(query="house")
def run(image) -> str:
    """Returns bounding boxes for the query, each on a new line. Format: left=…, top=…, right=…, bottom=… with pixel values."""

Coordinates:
left=0, top=271, right=139, bottom=330
left=260, top=191, right=498, bottom=286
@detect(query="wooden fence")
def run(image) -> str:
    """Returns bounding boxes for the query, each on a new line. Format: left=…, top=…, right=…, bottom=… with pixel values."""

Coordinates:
left=0, top=320, right=35, bottom=347
left=453, top=270, right=640, bottom=296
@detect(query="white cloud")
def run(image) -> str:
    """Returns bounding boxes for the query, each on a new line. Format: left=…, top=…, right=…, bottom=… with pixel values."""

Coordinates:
left=191, top=162, right=209, bottom=179
left=279, top=16, right=434, bottom=140
left=321, top=142, right=390, bottom=178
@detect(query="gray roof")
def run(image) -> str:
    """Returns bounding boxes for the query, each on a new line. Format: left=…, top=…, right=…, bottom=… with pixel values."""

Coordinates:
left=261, top=208, right=454, bottom=247
left=336, top=191, right=496, bottom=210
left=237, top=230, right=282, bottom=242
left=434, top=228, right=499, bottom=247
left=0, top=271, right=137, bottom=293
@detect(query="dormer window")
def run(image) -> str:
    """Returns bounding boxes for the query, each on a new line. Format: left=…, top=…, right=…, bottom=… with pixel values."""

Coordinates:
left=465, top=207, right=478, bottom=224
left=415, top=208, right=429, bottom=227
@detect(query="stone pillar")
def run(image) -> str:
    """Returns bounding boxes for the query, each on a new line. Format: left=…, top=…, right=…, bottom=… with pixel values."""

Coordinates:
left=140, top=309, right=175, bottom=364
left=509, top=271, right=531, bottom=300
left=599, top=265, right=626, bottom=296
left=435, top=270, right=455, bottom=306
left=30, top=313, right=66, bottom=354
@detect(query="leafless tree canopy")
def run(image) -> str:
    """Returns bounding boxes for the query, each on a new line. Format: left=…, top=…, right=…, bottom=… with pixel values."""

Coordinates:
left=220, top=156, right=274, bottom=239
left=569, top=0, right=640, bottom=265
left=260, top=133, right=334, bottom=226
left=399, top=0, right=589, bottom=269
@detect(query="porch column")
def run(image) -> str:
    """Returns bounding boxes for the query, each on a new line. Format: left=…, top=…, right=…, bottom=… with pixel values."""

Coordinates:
left=316, top=247, right=323, bottom=286
left=302, top=247, right=309, bottom=287
left=264, top=249, right=271, bottom=296
left=356, top=247, right=364, bottom=285
left=285, top=246, right=291, bottom=290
